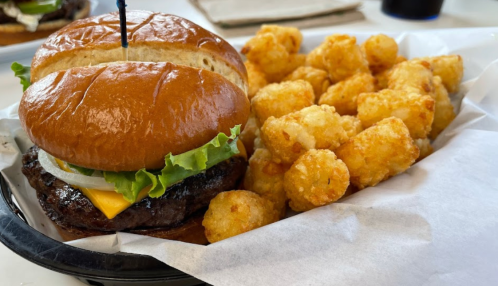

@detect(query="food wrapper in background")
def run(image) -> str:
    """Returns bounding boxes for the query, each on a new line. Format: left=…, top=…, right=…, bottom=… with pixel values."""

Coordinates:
left=1, top=28, right=498, bottom=285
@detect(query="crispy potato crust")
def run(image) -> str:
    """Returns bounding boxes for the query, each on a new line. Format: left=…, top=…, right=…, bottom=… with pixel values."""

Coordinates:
left=252, top=80, right=315, bottom=126
left=388, top=60, right=435, bottom=97
left=429, top=76, right=456, bottom=139
left=283, top=66, right=331, bottom=101
left=357, top=89, right=435, bottom=139
left=335, top=117, right=419, bottom=189
left=418, top=55, right=464, bottom=93
left=202, top=190, right=277, bottom=243
left=261, top=105, right=348, bottom=164
left=245, top=149, right=288, bottom=218
left=361, top=34, right=398, bottom=73
left=284, top=149, right=349, bottom=212
left=319, top=72, right=376, bottom=115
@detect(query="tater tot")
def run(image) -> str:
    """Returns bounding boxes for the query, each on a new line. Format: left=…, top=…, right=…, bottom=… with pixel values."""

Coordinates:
left=417, top=55, right=463, bottom=93
left=284, top=149, right=349, bottom=212
left=261, top=105, right=348, bottom=164
left=374, top=56, right=407, bottom=91
left=357, top=89, right=435, bottom=139
left=429, top=76, right=456, bottom=140
left=257, top=25, right=303, bottom=54
left=245, top=61, right=268, bottom=99
left=395, top=55, right=407, bottom=64
left=252, top=80, right=315, bottom=126
left=240, top=114, right=259, bottom=156
left=241, top=33, right=305, bottom=83
left=322, top=34, right=369, bottom=83
left=361, top=34, right=398, bottom=73
left=253, top=129, right=265, bottom=150
left=245, top=148, right=288, bottom=218
left=340, top=115, right=363, bottom=138
left=388, top=60, right=434, bottom=96
left=283, top=66, right=331, bottom=100
left=335, top=117, right=419, bottom=189
left=305, top=42, right=327, bottom=71
left=203, top=190, right=277, bottom=243
left=414, top=138, right=433, bottom=161
left=373, top=68, right=391, bottom=91
left=318, top=73, right=376, bottom=115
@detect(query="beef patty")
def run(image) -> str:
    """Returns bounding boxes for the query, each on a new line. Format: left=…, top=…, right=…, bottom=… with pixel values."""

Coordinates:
left=22, top=145, right=246, bottom=235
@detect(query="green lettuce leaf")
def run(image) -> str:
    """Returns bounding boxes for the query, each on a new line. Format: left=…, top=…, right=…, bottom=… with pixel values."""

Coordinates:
left=11, top=62, right=31, bottom=92
left=68, top=163, right=95, bottom=176
left=103, top=125, right=241, bottom=203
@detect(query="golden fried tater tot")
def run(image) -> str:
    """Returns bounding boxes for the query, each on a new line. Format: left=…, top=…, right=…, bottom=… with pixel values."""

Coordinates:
left=361, top=34, right=398, bottom=73
left=414, top=138, right=433, bottom=161
left=253, top=129, right=265, bottom=150
left=305, top=42, right=327, bottom=71
left=261, top=105, right=348, bottom=164
left=429, top=76, right=456, bottom=140
left=395, top=55, right=407, bottom=64
left=245, top=61, right=268, bottom=100
left=417, top=55, right=463, bottom=93
left=245, top=148, right=288, bottom=218
left=374, top=56, right=407, bottom=90
left=240, top=114, right=259, bottom=157
left=284, top=149, right=349, bottom=212
left=257, top=25, right=303, bottom=54
left=357, top=89, right=435, bottom=139
left=318, top=73, right=376, bottom=115
left=340, top=115, right=363, bottom=138
left=373, top=68, right=391, bottom=91
left=283, top=66, right=331, bottom=101
left=241, top=33, right=305, bottom=83
left=252, top=80, right=314, bottom=126
left=203, top=190, right=278, bottom=243
left=322, top=34, right=369, bottom=83
left=388, top=60, right=434, bottom=96
left=335, top=117, right=419, bottom=189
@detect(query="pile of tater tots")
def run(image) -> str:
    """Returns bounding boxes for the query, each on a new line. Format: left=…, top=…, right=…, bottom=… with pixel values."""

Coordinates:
left=202, top=25, right=464, bottom=243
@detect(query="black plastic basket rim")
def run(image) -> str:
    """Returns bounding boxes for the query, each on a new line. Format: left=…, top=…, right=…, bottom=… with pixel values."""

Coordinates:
left=0, top=173, right=196, bottom=283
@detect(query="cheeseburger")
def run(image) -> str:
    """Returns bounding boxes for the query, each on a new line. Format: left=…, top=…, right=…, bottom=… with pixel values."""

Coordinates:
left=18, top=11, right=250, bottom=244
left=0, top=0, right=90, bottom=45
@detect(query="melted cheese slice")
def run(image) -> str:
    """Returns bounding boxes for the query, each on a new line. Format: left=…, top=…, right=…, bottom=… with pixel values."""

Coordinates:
left=53, top=140, right=246, bottom=220
left=54, top=158, right=149, bottom=220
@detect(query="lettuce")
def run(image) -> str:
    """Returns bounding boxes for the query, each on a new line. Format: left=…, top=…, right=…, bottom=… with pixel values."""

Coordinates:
left=11, top=62, right=31, bottom=92
left=103, top=125, right=241, bottom=203
left=68, top=163, right=95, bottom=176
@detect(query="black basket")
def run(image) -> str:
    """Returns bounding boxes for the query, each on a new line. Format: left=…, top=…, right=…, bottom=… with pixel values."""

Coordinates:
left=0, top=174, right=206, bottom=286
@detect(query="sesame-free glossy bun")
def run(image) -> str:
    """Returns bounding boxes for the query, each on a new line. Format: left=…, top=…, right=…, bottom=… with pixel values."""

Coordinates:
left=19, top=62, right=250, bottom=171
left=30, top=10, right=247, bottom=93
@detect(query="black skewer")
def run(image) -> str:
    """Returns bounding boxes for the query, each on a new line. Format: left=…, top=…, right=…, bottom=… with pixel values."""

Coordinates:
left=116, top=0, right=128, bottom=49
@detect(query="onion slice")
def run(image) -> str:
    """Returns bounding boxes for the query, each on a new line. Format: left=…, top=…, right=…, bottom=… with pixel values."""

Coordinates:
left=38, top=149, right=116, bottom=191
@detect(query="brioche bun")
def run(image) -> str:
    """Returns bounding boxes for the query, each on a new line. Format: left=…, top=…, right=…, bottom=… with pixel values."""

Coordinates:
left=30, top=10, right=248, bottom=94
left=0, top=0, right=91, bottom=46
left=19, top=61, right=250, bottom=171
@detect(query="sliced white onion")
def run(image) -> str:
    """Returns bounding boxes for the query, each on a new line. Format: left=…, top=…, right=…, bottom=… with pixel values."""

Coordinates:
left=38, top=150, right=116, bottom=191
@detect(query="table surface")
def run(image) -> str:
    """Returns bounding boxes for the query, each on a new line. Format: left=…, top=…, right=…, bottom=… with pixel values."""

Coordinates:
left=1, top=0, right=498, bottom=285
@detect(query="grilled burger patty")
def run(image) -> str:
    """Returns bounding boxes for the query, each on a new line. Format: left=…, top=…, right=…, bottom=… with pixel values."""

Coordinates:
left=0, top=0, right=88, bottom=25
left=22, top=145, right=246, bottom=233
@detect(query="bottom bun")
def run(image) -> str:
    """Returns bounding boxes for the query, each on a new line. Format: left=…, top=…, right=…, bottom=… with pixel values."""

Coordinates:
left=0, top=0, right=90, bottom=46
left=55, top=211, right=209, bottom=244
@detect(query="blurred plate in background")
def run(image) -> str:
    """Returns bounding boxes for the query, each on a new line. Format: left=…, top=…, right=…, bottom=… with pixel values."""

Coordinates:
left=0, top=0, right=116, bottom=64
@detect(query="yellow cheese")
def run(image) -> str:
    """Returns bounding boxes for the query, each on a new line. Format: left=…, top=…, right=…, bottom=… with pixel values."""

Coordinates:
left=54, top=158, right=149, bottom=220
left=53, top=141, right=245, bottom=219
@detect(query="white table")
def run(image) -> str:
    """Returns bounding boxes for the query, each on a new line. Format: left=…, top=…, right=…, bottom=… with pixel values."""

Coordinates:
left=1, top=0, right=498, bottom=285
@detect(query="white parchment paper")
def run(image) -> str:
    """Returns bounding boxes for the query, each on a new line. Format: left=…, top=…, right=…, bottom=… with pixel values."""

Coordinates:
left=1, top=28, right=498, bottom=285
